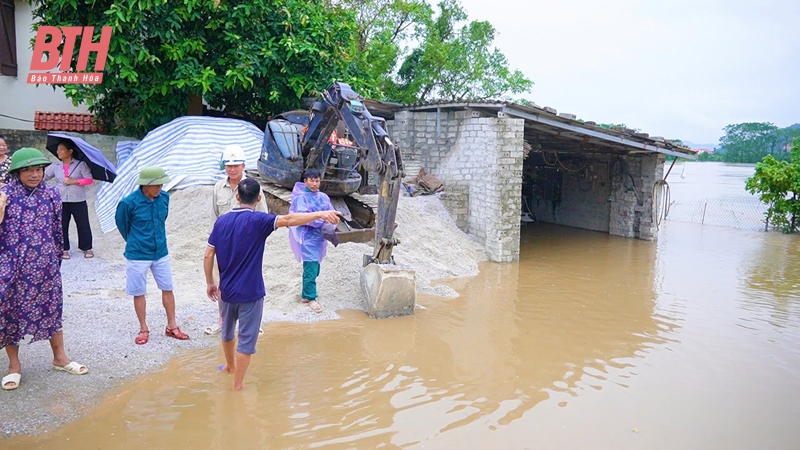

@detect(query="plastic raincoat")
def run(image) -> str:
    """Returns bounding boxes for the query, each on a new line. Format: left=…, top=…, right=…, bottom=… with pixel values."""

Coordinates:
left=288, top=182, right=336, bottom=262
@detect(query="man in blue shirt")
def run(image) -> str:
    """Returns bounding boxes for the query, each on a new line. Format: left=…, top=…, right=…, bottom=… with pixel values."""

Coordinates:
left=116, top=166, right=190, bottom=345
left=204, top=178, right=339, bottom=391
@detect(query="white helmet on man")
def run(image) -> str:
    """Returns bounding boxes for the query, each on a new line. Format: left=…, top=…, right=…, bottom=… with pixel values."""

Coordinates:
left=221, top=144, right=246, bottom=166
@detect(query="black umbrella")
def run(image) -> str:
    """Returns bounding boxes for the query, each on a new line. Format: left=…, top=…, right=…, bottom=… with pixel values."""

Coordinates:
left=46, top=133, right=117, bottom=182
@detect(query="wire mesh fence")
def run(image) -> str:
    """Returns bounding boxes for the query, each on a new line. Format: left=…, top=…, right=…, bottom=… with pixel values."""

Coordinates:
left=665, top=197, right=771, bottom=231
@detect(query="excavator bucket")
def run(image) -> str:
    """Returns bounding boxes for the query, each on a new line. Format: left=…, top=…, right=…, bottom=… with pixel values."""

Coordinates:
left=360, top=263, right=416, bottom=319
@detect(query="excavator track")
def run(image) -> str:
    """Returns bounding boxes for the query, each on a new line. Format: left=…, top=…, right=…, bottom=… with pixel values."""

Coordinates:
left=246, top=170, right=376, bottom=244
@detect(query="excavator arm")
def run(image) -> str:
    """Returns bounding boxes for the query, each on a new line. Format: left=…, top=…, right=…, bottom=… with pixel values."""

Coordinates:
left=300, top=82, right=416, bottom=319
left=301, top=82, right=406, bottom=266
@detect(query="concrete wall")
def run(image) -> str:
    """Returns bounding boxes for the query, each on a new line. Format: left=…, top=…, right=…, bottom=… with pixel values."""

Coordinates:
left=0, top=1, right=89, bottom=130
left=389, top=110, right=524, bottom=262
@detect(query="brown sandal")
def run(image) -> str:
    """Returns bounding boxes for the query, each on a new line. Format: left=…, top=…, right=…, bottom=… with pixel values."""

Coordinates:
left=84, top=250, right=94, bottom=258
left=165, top=326, right=190, bottom=340
left=62, top=251, right=70, bottom=260
left=135, top=330, right=149, bottom=345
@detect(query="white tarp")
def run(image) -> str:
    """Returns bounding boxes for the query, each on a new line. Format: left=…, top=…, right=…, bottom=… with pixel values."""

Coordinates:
left=95, top=116, right=264, bottom=233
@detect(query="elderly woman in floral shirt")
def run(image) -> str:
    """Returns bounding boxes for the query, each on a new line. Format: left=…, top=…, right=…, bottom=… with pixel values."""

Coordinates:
left=0, top=148, right=88, bottom=391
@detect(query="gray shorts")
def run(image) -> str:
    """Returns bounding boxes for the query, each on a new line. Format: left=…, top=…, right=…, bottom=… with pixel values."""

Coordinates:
left=125, top=255, right=174, bottom=296
left=220, top=298, right=264, bottom=355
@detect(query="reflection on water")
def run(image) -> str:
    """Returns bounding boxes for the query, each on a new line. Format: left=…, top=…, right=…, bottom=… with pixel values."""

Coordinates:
left=8, top=222, right=800, bottom=449
left=743, top=232, right=800, bottom=330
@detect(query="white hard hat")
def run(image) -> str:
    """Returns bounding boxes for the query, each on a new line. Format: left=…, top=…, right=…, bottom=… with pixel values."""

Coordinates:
left=221, top=144, right=246, bottom=165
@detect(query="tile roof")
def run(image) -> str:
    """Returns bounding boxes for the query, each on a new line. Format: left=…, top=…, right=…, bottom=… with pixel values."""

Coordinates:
left=34, top=111, right=101, bottom=133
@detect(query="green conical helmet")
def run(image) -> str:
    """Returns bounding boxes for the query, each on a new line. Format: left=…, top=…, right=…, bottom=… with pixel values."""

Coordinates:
left=136, top=166, right=171, bottom=186
left=9, top=148, right=51, bottom=172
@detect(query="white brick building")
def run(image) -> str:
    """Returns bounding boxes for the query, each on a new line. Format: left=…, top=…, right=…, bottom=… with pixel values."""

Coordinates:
left=380, top=101, right=697, bottom=263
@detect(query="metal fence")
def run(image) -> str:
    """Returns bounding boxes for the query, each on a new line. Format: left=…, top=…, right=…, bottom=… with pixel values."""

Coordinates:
left=665, top=197, right=770, bottom=231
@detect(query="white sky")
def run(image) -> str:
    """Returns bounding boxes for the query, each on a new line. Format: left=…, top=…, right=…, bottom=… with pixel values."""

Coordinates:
left=458, top=0, right=800, bottom=145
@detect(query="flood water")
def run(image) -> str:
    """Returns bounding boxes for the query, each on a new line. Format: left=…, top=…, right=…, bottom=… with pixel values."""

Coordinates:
left=8, top=163, right=800, bottom=449
left=665, top=160, right=758, bottom=201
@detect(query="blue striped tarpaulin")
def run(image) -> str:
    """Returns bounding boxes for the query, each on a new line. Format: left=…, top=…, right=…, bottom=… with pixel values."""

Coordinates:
left=95, top=116, right=265, bottom=233
left=114, top=140, right=141, bottom=166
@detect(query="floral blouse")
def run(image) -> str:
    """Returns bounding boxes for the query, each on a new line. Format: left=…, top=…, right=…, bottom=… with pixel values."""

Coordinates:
left=0, top=157, right=11, bottom=184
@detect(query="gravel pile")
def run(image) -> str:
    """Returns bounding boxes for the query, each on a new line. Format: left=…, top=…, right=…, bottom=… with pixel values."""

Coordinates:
left=0, top=185, right=486, bottom=436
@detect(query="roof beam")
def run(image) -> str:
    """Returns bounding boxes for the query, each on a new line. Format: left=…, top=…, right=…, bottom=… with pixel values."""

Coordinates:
left=504, top=106, right=697, bottom=160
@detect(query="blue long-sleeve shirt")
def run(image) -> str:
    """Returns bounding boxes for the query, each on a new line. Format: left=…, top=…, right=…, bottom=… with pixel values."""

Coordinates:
left=115, top=188, right=170, bottom=261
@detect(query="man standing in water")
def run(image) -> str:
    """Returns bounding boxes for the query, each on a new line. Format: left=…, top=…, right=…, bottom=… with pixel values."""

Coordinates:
left=203, top=178, right=339, bottom=390
left=204, top=144, right=268, bottom=335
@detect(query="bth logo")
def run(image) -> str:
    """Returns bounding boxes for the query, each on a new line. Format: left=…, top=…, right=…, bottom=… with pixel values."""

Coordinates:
left=27, top=26, right=112, bottom=85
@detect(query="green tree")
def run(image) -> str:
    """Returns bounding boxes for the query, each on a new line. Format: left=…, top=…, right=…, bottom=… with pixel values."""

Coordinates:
left=697, top=151, right=723, bottom=162
left=390, top=0, right=532, bottom=103
left=719, top=122, right=782, bottom=163
left=30, top=0, right=360, bottom=137
left=746, top=137, right=800, bottom=233
left=332, top=0, right=432, bottom=99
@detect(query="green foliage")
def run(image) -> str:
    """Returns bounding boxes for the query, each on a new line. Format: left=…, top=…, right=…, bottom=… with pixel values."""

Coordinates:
left=30, top=0, right=360, bottom=137
left=516, top=98, right=539, bottom=107
left=597, top=123, right=641, bottom=133
left=719, top=122, right=787, bottom=163
left=31, top=0, right=532, bottom=136
left=746, top=137, right=800, bottom=233
left=390, top=0, right=532, bottom=103
left=697, top=151, right=723, bottom=162
left=334, top=0, right=432, bottom=99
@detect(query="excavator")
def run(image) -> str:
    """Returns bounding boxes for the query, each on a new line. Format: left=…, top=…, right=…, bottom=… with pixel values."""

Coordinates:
left=253, top=82, right=416, bottom=318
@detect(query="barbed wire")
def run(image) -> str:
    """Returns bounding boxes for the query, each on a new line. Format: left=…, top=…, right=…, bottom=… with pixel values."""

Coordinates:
left=665, top=197, right=770, bottom=231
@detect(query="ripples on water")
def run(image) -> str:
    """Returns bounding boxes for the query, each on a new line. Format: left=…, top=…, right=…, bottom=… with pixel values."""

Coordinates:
left=10, top=205, right=800, bottom=448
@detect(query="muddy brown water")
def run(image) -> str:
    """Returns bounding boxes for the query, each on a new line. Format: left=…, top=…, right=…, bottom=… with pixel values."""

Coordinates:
left=8, top=163, right=800, bottom=449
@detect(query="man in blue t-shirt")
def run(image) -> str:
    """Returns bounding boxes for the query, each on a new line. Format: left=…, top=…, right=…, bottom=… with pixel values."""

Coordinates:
left=204, top=178, right=340, bottom=391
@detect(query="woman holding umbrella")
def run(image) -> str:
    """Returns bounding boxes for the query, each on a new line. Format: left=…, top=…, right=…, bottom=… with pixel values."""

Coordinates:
left=0, top=148, right=89, bottom=390
left=44, top=139, right=95, bottom=259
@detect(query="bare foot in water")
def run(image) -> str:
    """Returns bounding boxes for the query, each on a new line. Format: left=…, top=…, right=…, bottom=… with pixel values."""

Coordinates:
left=221, top=365, right=235, bottom=374
left=232, top=383, right=244, bottom=391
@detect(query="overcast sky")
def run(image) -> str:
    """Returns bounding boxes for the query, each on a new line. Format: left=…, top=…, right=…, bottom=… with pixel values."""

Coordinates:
left=458, top=0, right=800, bottom=146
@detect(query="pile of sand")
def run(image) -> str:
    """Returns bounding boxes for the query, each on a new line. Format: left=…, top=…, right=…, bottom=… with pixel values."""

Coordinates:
left=157, top=186, right=488, bottom=321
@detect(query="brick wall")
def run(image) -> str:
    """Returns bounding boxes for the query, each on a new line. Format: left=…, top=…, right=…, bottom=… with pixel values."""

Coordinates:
left=528, top=155, right=613, bottom=232
left=438, top=186, right=469, bottom=231
left=389, top=110, right=524, bottom=262
left=608, top=153, right=664, bottom=240
left=525, top=152, right=663, bottom=241
left=386, top=110, right=665, bottom=262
